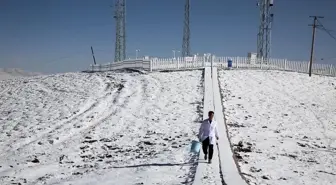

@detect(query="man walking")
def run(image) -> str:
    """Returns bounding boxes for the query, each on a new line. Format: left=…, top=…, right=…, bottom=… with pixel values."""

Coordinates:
left=198, top=111, right=219, bottom=164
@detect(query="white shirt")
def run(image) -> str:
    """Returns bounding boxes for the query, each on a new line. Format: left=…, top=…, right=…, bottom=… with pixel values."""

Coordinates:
left=198, top=119, right=219, bottom=145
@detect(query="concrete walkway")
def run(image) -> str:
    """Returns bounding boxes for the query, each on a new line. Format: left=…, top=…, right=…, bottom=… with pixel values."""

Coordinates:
left=193, top=67, right=247, bottom=185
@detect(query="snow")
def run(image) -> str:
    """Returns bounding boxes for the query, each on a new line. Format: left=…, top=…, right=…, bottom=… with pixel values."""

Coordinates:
left=218, top=69, right=336, bottom=185
left=0, top=70, right=203, bottom=185
left=3, top=66, right=334, bottom=185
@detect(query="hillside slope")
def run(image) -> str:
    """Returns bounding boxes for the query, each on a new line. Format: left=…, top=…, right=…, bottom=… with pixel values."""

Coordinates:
left=0, top=70, right=203, bottom=185
left=218, top=70, right=336, bottom=185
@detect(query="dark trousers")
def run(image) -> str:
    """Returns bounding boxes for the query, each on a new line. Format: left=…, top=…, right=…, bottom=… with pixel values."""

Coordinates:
left=202, top=137, right=214, bottom=160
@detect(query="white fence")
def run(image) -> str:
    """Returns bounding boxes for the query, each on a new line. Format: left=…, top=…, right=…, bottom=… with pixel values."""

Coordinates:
left=215, top=57, right=336, bottom=76
left=87, top=56, right=336, bottom=77
left=151, top=56, right=205, bottom=70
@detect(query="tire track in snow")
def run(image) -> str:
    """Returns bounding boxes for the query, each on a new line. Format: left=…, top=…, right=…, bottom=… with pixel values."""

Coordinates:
left=42, top=74, right=129, bottom=142
left=0, top=71, right=204, bottom=185
left=66, top=73, right=164, bottom=173
left=84, top=74, right=145, bottom=134
left=70, top=71, right=202, bottom=185
left=93, top=73, right=160, bottom=135
left=30, top=73, right=153, bottom=185
left=46, top=74, right=111, bottom=133
left=107, top=74, right=163, bottom=142
left=0, top=74, right=93, bottom=134
left=0, top=74, right=105, bottom=156
left=0, top=72, right=143, bottom=183
left=0, top=75, right=106, bottom=153
left=94, top=71, right=203, bottom=184
left=43, top=73, right=144, bottom=150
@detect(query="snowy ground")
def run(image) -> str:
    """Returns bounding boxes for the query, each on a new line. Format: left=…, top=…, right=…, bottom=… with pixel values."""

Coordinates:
left=0, top=69, right=203, bottom=185
left=218, top=69, right=336, bottom=185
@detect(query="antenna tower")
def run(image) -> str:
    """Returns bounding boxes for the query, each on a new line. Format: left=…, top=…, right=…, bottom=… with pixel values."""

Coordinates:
left=257, top=0, right=274, bottom=62
left=182, top=0, right=190, bottom=57
left=114, top=0, right=126, bottom=62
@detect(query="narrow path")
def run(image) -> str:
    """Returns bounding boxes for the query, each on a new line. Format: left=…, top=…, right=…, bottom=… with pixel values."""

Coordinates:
left=193, top=67, right=221, bottom=185
left=193, top=67, right=247, bottom=185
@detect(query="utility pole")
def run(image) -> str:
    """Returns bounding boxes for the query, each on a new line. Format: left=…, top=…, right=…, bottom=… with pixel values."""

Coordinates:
left=308, top=16, right=323, bottom=77
left=91, top=46, right=96, bottom=65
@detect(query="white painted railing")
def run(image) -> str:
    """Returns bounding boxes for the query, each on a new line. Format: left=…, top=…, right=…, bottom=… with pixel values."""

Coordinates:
left=151, top=56, right=205, bottom=70
left=87, top=56, right=336, bottom=77
left=215, top=57, right=335, bottom=76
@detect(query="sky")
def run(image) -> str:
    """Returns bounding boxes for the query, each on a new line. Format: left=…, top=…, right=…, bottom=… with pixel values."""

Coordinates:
left=0, top=0, right=336, bottom=74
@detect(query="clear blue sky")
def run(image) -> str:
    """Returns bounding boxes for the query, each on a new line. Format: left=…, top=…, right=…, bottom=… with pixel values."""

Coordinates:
left=1, top=0, right=335, bottom=73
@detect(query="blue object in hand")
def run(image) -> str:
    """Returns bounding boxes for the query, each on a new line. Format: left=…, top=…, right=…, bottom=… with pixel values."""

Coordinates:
left=190, top=140, right=201, bottom=153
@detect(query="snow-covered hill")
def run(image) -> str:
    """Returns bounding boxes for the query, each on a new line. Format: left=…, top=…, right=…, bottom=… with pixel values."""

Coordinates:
left=3, top=67, right=333, bottom=185
left=0, top=68, right=42, bottom=80
left=0, top=70, right=203, bottom=185
left=218, top=70, right=336, bottom=185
